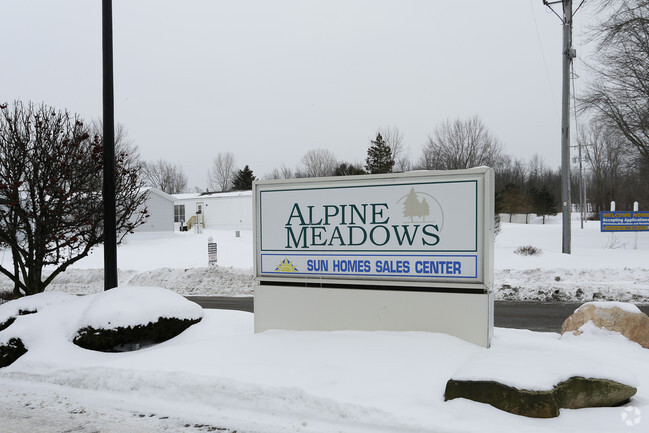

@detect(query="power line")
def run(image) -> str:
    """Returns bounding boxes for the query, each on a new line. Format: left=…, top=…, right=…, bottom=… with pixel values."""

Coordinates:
left=529, top=0, right=560, bottom=116
left=570, top=61, right=588, bottom=229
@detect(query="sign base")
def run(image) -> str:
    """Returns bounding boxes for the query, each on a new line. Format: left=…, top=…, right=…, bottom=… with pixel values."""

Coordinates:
left=254, top=285, right=493, bottom=347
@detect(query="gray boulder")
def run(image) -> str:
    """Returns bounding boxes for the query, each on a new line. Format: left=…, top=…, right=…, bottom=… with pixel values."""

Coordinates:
left=444, top=376, right=636, bottom=418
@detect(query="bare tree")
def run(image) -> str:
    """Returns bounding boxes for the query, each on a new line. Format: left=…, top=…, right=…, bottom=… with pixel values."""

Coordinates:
left=0, top=101, right=148, bottom=296
left=580, top=123, right=629, bottom=213
left=265, top=164, right=294, bottom=180
left=527, top=154, right=556, bottom=190
left=581, top=0, right=649, bottom=164
left=142, top=159, right=188, bottom=194
left=208, top=152, right=236, bottom=192
left=494, top=155, right=529, bottom=192
left=300, top=148, right=338, bottom=177
left=378, top=126, right=411, bottom=172
left=419, top=116, right=503, bottom=170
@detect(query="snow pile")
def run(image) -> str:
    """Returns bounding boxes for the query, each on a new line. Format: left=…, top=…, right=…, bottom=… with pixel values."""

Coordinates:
left=0, top=292, right=71, bottom=324
left=77, top=286, right=203, bottom=330
left=1, top=290, right=648, bottom=432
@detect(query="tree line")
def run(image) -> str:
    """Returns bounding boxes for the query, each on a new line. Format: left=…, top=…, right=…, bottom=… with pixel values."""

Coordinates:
left=146, top=105, right=644, bottom=221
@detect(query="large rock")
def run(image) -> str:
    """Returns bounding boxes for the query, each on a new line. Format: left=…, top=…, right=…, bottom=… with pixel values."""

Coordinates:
left=445, top=379, right=559, bottom=418
left=553, top=377, right=636, bottom=409
left=445, top=376, right=636, bottom=418
left=562, top=302, right=649, bottom=348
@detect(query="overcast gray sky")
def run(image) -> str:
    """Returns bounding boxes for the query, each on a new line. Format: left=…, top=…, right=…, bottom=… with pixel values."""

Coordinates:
left=1, top=0, right=593, bottom=190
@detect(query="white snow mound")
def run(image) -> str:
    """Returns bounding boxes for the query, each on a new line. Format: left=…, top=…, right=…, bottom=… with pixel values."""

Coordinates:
left=77, top=286, right=203, bottom=330
left=0, top=292, right=74, bottom=325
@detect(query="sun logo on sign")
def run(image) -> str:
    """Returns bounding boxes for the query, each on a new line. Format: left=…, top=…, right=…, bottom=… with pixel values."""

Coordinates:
left=275, top=258, right=299, bottom=272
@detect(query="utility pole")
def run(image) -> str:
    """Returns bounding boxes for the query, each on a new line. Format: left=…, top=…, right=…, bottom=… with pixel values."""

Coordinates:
left=543, top=0, right=582, bottom=254
left=102, top=0, right=118, bottom=290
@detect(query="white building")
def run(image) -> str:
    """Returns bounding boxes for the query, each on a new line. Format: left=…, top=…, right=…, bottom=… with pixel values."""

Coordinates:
left=134, top=188, right=176, bottom=232
left=172, top=190, right=252, bottom=230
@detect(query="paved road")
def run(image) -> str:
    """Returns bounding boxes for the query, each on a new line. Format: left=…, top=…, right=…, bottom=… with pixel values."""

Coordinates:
left=186, top=296, right=649, bottom=333
left=187, top=296, right=254, bottom=313
left=495, top=302, right=649, bottom=332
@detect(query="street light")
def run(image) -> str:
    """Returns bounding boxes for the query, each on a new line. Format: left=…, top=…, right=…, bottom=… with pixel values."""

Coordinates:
left=102, top=0, right=117, bottom=290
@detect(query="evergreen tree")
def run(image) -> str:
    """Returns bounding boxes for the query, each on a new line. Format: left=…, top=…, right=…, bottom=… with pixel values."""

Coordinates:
left=365, top=133, right=395, bottom=174
left=232, top=165, right=256, bottom=190
left=530, top=185, right=558, bottom=224
left=497, top=184, right=529, bottom=217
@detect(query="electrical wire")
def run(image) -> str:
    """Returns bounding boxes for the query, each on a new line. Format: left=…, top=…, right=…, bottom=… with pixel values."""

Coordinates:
left=571, top=62, right=580, bottom=145
left=530, top=0, right=560, bottom=117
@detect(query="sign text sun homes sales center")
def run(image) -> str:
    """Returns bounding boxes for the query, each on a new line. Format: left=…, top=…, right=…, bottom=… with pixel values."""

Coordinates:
left=254, top=168, right=494, bottom=292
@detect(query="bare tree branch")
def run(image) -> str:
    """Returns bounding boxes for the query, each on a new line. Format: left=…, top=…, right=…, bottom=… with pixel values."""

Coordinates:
left=0, top=101, right=148, bottom=296
left=142, top=159, right=188, bottom=194
left=300, top=149, right=338, bottom=177
left=208, top=152, right=236, bottom=192
left=419, top=115, right=503, bottom=170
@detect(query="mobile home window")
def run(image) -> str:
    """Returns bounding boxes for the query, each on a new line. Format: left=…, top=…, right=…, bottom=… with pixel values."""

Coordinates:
left=174, top=205, right=185, bottom=223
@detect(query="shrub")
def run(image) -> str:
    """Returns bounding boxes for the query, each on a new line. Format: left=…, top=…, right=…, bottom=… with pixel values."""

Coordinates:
left=73, top=316, right=201, bottom=352
left=0, top=316, right=16, bottom=332
left=0, top=308, right=36, bottom=332
left=0, top=337, right=27, bottom=368
left=0, top=291, right=16, bottom=302
left=514, top=245, right=542, bottom=256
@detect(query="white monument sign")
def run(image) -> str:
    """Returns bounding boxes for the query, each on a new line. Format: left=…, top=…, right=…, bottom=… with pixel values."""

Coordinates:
left=253, top=168, right=494, bottom=347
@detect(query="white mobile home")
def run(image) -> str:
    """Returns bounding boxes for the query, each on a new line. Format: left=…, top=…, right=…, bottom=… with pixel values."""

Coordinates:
left=134, top=188, right=175, bottom=232
left=173, top=190, right=252, bottom=230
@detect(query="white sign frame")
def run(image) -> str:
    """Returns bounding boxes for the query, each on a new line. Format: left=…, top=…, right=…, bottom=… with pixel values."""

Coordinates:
left=253, top=168, right=494, bottom=292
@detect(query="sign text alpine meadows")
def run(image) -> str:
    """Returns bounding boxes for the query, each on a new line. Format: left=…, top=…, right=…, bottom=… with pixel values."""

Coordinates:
left=254, top=168, right=494, bottom=290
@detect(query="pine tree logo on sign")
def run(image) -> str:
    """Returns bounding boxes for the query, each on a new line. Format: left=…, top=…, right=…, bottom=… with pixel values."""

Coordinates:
left=399, top=187, right=444, bottom=227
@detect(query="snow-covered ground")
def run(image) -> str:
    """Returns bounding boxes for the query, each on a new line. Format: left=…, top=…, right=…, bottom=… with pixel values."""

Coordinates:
left=2, top=215, right=647, bottom=302
left=1, top=289, right=649, bottom=433
left=1, top=216, right=649, bottom=432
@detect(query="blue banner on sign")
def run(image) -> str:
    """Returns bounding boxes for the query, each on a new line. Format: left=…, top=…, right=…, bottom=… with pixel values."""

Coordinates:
left=600, top=211, right=649, bottom=232
left=260, top=253, right=479, bottom=280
